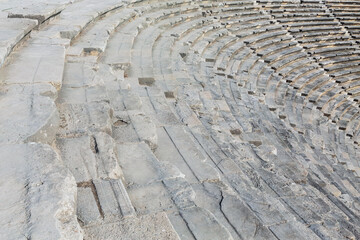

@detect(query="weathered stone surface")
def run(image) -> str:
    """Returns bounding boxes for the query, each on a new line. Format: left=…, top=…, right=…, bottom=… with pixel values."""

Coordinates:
left=0, top=84, right=59, bottom=144
left=128, top=182, right=175, bottom=214
left=77, top=187, right=102, bottom=225
left=0, top=18, right=37, bottom=66
left=57, top=133, right=122, bottom=182
left=0, top=43, right=65, bottom=88
left=180, top=207, right=233, bottom=240
left=57, top=102, right=112, bottom=137
left=221, top=193, right=277, bottom=240
left=117, top=142, right=181, bottom=186
left=84, top=212, right=180, bottom=240
left=62, top=61, right=98, bottom=88
left=3, top=0, right=71, bottom=23
left=58, top=85, right=109, bottom=104
left=129, top=111, right=158, bottom=150
left=164, top=126, right=220, bottom=182
left=0, top=143, right=82, bottom=239
left=163, top=177, right=196, bottom=210
left=93, top=179, right=135, bottom=219
left=57, top=136, right=97, bottom=182
left=167, top=212, right=196, bottom=240
left=155, top=127, right=199, bottom=183
left=2, top=0, right=360, bottom=239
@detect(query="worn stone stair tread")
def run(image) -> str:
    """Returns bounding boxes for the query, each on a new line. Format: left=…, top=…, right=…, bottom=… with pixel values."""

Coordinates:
left=0, top=143, right=81, bottom=240
left=84, top=212, right=180, bottom=240
left=2, top=0, right=360, bottom=239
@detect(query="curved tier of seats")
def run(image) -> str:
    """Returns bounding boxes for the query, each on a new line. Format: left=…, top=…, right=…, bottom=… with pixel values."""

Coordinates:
left=1, top=0, right=360, bottom=239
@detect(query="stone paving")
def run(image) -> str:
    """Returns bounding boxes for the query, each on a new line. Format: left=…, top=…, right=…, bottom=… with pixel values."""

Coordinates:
left=1, top=0, right=360, bottom=239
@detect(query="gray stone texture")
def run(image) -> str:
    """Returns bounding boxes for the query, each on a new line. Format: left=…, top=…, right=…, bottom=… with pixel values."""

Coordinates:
left=1, top=0, right=360, bottom=239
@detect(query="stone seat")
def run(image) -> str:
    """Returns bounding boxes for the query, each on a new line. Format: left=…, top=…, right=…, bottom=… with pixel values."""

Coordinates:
left=0, top=18, right=37, bottom=67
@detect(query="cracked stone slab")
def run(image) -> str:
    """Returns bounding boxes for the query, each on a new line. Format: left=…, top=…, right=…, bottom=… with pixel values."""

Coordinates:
left=128, top=111, right=158, bottom=150
left=221, top=193, right=277, bottom=240
left=58, top=85, right=109, bottom=104
left=84, top=212, right=180, bottom=240
left=180, top=207, right=233, bottom=240
left=164, top=126, right=220, bottom=182
left=93, top=179, right=135, bottom=220
left=0, top=18, right=38, bottom=66
left=163, top=177, right=196, bottom=210
left=0, top=42, right=65, bottom=89
left=0, top=84, right=59, bottom=144
left=0, top=143, right=82, bottom=240
left=127, top=182, right=175, bottom=215
left=167, top=212, right=196, bottom=240
left=57, top=102, right=112, bottom=137
left=62, top=61, right=99, bottom=88
left=155, top=127, right=199, bottom=184
left=3, top=0, right=71, bottom=23
left=77, top=187, right=102, bottom=225
left=117, top=142, right=182, bottom=187
left=57, top=133, right=122, bottom=182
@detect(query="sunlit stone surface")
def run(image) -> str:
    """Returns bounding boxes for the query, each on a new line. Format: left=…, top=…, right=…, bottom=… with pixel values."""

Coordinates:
left=1, top=0, right=360, bottom=239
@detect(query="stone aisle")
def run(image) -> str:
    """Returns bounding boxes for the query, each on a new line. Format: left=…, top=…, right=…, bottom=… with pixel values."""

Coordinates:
left=1, top=0, right=360, bottom=239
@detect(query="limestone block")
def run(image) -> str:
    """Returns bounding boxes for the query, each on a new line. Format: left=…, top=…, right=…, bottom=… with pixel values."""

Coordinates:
left=117, top=142, right=163, bottom=186
left=167, top=212, right=196, bottom=240
left=180, top=207, right=233, bottom=240
left=57, top=102, right=112, bottom=137
left=129, top=111, right=158, bottom=150
left=165, top=126, right=220, bottom=182
left=77, top=187, right=102, bottom=225
left=163, top=177, right=196, bottom=209
left=221, top=193, right=277, bottom=240
left=58, top=85, right=109, bottom=104
left=57, top=133, right=122, bottom=182
left=128, top=182, right=175, bottom=214
left=0, top=18, right=37, bottom=66
left=155, top=127, right=199, bottom=183
left=57, top=136, right=97, bottom=183
left=0, top=84, right=59, bottom=144
left=94, top=179, right=135, bottom=219
left=62, top=61, right=98, bottom=88
left=5, top=1, right=68, bottom=23
left=0, top=43, right=65, bottom=89
left=0, top=143, right=82, bottom=240
left=92, top=132, right=123, bottom=180
left=84, top=212, right=180, bottom=240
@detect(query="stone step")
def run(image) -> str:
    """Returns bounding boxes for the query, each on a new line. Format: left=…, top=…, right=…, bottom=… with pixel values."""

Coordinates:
left=57, top=102, right=112, bottom=138
left=67, top=9, right=137, bottom=56
left=83, top=212, right=180, bottom=240
left=0, top=84, right=59, bottom=145
left=2, top=0, right=74, bottom=23
left=0, top=143, right=82, bottom=240
left=0, top=18, right=38, bottom=67
left=57, top=132, right=122, bottom=183
left=164, top=125, right=221, bottom=182
left=0, top=41, right=65, bottom=88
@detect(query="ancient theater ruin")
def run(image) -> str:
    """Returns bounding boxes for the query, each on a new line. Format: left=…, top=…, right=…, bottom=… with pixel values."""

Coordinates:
left=0, top=0, right=360, bottom=239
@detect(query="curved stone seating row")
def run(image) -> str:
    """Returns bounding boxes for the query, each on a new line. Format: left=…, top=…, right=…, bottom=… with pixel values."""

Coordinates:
left=0, top=18, right=37, bottom=67
left=100, top=1, right=320, bottom=238
left=162, top=3, right=358, bottom=238
left=172, top=2, right=360, bottom=239
left=0, top=0, right=80, bottom=68
left=0, top=0, right=149, bottom=239
left=325, top=0, right=360, bottom=38
left=1, top=0, right=360, bottom=239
